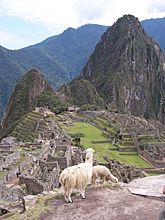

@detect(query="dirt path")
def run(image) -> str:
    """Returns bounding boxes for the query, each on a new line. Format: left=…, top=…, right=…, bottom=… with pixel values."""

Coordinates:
left=40, top=186, right=164, bottom=220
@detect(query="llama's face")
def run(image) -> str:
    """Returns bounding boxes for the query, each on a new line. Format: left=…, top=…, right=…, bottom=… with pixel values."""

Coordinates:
left=107, top=174, right=118, bottom=183
left=112, top=176, right=118, bottom=183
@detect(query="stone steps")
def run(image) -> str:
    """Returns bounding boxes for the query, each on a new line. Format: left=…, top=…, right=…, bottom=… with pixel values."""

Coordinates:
left=119, top=140, right=134, bottom=146
left=138, top=134, right=155, bottom=141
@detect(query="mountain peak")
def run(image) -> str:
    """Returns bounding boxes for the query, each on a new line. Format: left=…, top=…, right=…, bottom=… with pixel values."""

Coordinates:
left=21, top=68, right=46, bottom=82
left=80, top=15, right=165, bottom=123
left=1, top=68, right=54, bottom=132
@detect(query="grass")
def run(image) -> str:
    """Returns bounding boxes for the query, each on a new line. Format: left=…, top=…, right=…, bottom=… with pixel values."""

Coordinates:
left=63, top=122, right=151, bottom=168
left=92, top=117, right=116, bottom=134
left=147, top=172, right=161, bottom=176
left=118, top=145, right=136, bottom=148
left=96, top=117, right=108, bottom=123
left=0, top=170, right=7, bottom=177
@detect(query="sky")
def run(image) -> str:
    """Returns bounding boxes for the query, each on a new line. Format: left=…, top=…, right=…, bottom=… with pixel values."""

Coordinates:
left=0, top=0, right=165, bottom=49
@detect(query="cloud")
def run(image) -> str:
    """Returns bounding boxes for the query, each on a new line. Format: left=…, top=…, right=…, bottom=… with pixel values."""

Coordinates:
left=1, top=0, right=165, bottom=35
left=0, top=0, right=78, bottom=33
left=73, top=0, right=111, bottom=22
left=146, top=0, right=165, bottom=12
left=0, top=28, right=25, bottom=49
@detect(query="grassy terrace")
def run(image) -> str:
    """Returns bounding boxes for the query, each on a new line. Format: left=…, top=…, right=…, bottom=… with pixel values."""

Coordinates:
left=62, top=122, right=151, bottom=168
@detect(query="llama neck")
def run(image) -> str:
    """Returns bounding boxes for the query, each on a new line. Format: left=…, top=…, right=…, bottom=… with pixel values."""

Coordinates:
left=85, top=154, right=93, bottom=166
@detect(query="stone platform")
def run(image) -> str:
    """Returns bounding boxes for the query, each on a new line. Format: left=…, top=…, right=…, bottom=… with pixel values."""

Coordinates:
left=126, top=174, right=165, bottom=200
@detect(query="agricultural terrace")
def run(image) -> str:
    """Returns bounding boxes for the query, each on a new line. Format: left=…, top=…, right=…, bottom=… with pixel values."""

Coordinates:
left=62, top=122, right=151, bottom=168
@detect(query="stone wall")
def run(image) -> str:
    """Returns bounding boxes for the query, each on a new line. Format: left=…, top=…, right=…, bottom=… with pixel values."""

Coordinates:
left=0, top=151, right=20, bottom=171
left=68, top=114, right=88, bottom=122
left=84, top=110, right=105, bottom=118
left=39, top=160, right=59, bottom=172
left=140, top=151, right=165, bottom=168
left=19, top=176, right=44, bottom=195
left=101, top=156, right=145, bottom=183
left=119, top=147, right=137, bottom=152
left=143, top=167, right=165, bottom=174
left=91, top=140, right=110, bottom=144
left=0, top=181, right=25, bottom=202
left=138, top=144, right=165, bottom=168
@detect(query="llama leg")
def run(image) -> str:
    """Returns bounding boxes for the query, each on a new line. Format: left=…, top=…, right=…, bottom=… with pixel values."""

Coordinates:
left=80, top=188, right=86, bottom=199
left=64, top=187, right=73, bottom=203
left=101, top=176, right=106, bottom=184
left=67, top=187, right=73, bottom=203
left=63, top=188, right=69, bottom=202
left=92, top=176, right=96, bottom=186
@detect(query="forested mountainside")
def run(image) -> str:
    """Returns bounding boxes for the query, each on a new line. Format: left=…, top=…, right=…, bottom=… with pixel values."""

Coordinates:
left=0, top=24, right=107, bottom=120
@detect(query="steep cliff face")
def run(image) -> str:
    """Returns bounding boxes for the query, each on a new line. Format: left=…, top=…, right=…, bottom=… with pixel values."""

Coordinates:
left=1, top=68, right=54, bottom=132
left=80, top=15, right=165, bottom=122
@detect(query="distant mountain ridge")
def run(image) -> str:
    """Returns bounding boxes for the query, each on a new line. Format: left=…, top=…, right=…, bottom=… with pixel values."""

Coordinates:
left=1, top=17, right=165, bottom=120
left=141, top=17, right=165, bottom=53
left=0, top=24, right=108, bottom=119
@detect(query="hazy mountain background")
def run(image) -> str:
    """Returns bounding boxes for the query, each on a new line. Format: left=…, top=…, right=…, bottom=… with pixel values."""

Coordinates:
left=141, top=17, right=165, bottom=53
left=0, top=17, right=165, bottom=120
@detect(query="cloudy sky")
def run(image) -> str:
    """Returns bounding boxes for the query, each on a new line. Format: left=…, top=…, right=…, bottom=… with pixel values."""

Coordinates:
left=0, top=0, right=165, bottom=49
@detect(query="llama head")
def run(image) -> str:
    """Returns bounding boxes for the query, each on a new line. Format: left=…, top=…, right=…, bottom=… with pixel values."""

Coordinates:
left=86, top=148, right=95, bottom=153
left=85, top=148, right=95, bottom=165
left=107, top=174, right=118, bottom=183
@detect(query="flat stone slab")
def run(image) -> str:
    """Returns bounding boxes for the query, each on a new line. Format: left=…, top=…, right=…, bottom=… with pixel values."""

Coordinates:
left=126, top=174, right=165, bottom=200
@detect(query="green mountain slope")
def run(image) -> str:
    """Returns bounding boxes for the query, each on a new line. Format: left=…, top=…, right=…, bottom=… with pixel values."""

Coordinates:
left=0, top=24, right=108, bottom=120
left=60, top=78, right=105, bottom=110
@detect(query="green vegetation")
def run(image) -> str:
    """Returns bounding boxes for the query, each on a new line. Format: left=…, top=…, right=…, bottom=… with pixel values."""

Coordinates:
left=70, top=133, right=84, bottom=147
left=0, top=170, right=7, bottom=177
left=35, top=92, right=68, bottom=114
left=63, top=122, right=151, bottom=167
left=148, top=172, right=160, bottom=176
left=60, top=79, right=105, bottom=110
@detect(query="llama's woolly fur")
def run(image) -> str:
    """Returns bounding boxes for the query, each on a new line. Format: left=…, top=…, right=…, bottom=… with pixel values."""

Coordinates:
left=92, top=165, right=118, bottom=185
left=59, top=148, right=94, bottom=202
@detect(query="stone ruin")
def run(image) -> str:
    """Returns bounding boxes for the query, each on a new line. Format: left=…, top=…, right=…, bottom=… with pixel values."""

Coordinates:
left=95, top=111, right=165, bottom=169
left=17, top=140, right=74, bottom=194
left=138, top=143, right=165, bottom=168
left=0, top=136, right=20, bottom=172
left=1, top=108, right=160, bottom=216
left=101, top=156, right=145, bottom=183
